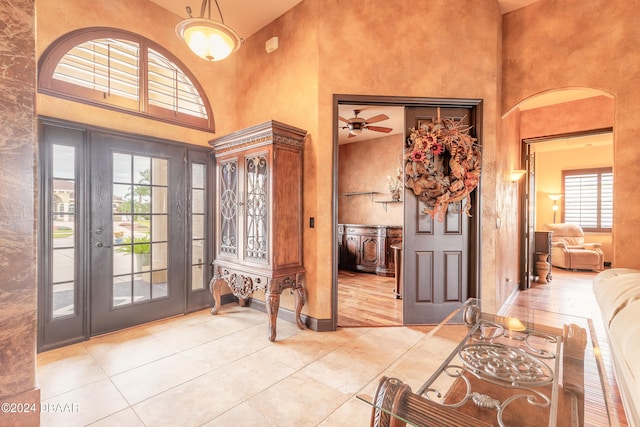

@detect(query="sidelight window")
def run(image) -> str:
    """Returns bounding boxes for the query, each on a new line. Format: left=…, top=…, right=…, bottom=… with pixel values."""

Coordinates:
left=50, top=144, right=78, bottom=319
left=190, top=162, right=207, bottom=291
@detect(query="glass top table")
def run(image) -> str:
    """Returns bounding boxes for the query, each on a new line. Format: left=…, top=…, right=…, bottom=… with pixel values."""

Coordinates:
left=357, top=299, right=621, bottom=427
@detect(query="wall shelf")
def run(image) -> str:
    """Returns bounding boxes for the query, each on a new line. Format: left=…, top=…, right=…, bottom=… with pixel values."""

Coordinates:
left=375, top=200, right=402, bottom=211
left=340, top=191, right=379, bottom=202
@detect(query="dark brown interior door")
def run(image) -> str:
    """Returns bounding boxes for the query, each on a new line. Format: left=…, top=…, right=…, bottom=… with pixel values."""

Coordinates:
left=402, top=106, right=480, bottom=324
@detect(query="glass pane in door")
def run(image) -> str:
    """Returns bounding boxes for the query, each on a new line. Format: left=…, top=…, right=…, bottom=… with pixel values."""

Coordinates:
left=51, top=145, right=77, bottom=319
left=191, top=163, right=206, bottom=290
left=112, top=153, right=169, bottom=307
left=219, top=159, right=238, bottom=256
left=245, top=155, right=268, bottom=262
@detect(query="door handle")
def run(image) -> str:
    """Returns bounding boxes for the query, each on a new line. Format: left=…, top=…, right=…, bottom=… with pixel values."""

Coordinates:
left=95, top=242, right=111, bottom=248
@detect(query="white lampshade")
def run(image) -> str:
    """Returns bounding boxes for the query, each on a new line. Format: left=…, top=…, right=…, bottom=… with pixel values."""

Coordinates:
left=176, top=18, right=241, bottom=62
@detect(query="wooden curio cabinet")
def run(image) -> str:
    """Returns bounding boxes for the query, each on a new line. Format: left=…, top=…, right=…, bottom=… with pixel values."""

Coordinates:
left=209, top=121, right=306, bottom=341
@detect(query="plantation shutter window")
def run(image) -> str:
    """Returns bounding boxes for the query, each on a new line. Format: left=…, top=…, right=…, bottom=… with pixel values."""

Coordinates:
left=563, top=168, right=612, bottom=232
left=53, top=38, right=140, bottom=100
left=147, top=48, right=208, bottom=121
left=39, top=28, right=213, bottom=131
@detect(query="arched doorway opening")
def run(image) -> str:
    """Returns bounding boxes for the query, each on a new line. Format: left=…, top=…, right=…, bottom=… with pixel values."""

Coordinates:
left=503, top=87, right=614, bottom=289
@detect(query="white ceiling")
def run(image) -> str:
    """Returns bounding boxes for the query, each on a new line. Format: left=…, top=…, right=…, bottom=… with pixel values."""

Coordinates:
left=338, top=105, right=404, bottom=145
left=149, top=0, right=539, bottom=39
left=530, top=132, right=613, bottom=153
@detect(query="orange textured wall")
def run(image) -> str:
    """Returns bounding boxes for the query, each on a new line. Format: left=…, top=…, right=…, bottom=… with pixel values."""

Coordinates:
left=496, top=109, right=522, bottom=306
left=502, top=0, right=640, bottom=269
left=34, top=0, right=509, bottom=323
left=233, top=0, right=321, bottom=316
left=520, top=96, right=614, bottom=140
left=232, top=0, right=505, bottom=318
left=316, top=0, right=504, bottom=315
left=338, top=134, right=404, bottom=227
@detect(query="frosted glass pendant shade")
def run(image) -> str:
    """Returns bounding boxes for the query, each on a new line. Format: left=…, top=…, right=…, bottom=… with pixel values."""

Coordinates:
left=176, top=18, right=241, bottom=62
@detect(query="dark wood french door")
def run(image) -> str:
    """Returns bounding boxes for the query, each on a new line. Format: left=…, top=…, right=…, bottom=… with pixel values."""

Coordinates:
left=38, top=120, right=211, bottom=351
left=402, top=106, right=480, bottom=324
left=89, top=132, right=187, bottom=335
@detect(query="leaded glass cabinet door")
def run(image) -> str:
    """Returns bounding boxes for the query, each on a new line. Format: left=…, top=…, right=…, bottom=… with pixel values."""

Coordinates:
left=219, top=158, right=239, bottom=258
left=244, top=153, right=269, bottom=264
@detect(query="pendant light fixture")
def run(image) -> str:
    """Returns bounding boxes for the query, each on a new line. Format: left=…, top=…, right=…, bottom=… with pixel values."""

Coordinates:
left=175, top=0, right=242, bottom=62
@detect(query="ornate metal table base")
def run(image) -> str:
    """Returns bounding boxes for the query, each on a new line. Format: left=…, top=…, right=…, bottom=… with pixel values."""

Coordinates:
left=209, top=265, right=306, bottom=341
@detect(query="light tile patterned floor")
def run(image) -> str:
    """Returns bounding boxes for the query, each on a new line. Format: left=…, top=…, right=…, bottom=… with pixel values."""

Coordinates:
left=37, top=269, right=623, bottom=426
left=37, top=305, right=433, bottom=426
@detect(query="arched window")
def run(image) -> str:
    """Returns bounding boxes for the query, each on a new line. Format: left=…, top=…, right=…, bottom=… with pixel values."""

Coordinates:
left=39, top=28, right=214, bottom=132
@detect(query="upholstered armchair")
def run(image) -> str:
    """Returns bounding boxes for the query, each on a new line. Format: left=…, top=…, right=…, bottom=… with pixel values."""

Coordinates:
left=542, top=223, right=605, bottom=271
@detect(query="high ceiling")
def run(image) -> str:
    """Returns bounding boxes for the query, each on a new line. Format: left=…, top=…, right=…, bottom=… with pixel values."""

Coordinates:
left=149, top=0, right=304, bottom=39
left=152, top=0, right=601, bottom=149
left=149, top=0, right=540, bottom=39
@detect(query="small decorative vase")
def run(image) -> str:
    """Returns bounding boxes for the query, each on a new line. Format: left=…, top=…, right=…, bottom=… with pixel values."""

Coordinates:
left=391, top=189, right=401, bottom=201
left=535, top=252, right=550, bottom=284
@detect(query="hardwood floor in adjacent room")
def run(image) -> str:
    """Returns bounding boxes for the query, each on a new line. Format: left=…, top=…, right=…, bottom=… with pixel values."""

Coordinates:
left=337, top=265, right=628, bottom=425
left=512, top=267, right=628, bottom=426
left=337, top=269, right=402, bottom=327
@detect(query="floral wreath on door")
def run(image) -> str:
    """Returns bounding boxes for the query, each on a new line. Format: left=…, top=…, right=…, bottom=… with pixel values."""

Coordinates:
left=404, top=110, right=482, bottom=221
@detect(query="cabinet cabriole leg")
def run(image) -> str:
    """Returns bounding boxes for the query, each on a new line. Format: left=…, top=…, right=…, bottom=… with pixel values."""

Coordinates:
left=209, top=276, right=222, bottom=315
left=293, top=273, right=306, bottom=330
left=265, top=290, right=280, bottom=341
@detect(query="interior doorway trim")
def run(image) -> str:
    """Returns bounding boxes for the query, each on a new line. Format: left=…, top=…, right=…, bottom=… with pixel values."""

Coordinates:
left=519, top=126, right=613, bottom=289
left=331, top=94, right=483, bottom=331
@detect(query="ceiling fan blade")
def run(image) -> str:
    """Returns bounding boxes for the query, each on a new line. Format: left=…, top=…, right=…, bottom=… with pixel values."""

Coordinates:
left=366, top=125, right=393, bottom=133
left=363, top=114, right=389, bottom=124
left=338, top=116, right=350, bottom=123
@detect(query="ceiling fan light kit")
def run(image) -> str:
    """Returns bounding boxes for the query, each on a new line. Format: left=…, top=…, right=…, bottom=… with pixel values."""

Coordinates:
left=339, top=109, right=393, bottom=138
left=176, top=0, right=242, bottom=62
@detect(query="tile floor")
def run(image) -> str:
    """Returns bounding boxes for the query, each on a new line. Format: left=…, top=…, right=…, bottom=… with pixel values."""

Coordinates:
left=37, top=269, right=622, bottom=426
left=37, top=305, right=436, bottom=426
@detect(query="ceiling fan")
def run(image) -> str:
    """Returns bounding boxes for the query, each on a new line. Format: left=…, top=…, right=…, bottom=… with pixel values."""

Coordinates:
left=339, top=109, right=392, bottom=138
